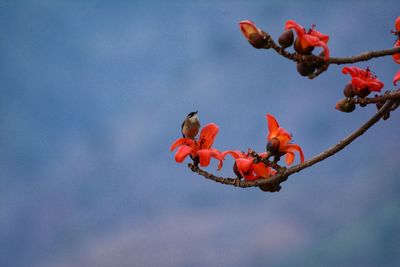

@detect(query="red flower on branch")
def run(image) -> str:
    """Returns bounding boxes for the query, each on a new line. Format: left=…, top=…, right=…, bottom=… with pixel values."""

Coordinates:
left=222, top=150, right=275, bottom=181
left=170, top=123, right=223, bottom=170
left=238, top=20, right=267, bottom=48
left=266, top=114, right=304, bottom=166
left=396, top=16, right=400, bottom=31
left=394, top=70, right=400, bottom=86
left=342, top=66, right=384, bottom=95
left=285, top=20, right=330, bottom=60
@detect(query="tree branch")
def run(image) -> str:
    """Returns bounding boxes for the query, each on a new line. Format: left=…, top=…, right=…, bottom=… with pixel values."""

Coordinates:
left=329, top=46, right=400, bottom=64
left=188, top=98, right=398, bottom=191
left=262, top=33, right=400, bottom=79
left=353, top=89, right=400, bottom=105
left=265, top=32, right=400, bottom=65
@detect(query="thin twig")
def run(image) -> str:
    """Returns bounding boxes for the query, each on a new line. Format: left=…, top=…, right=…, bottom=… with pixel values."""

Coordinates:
left=188, top=99, right=397, bottom=190
left=265, top=33, right=400, bottom=65
left=353, top=90, right=400, bottom=105
left=328, top=46, right=400, bottom=64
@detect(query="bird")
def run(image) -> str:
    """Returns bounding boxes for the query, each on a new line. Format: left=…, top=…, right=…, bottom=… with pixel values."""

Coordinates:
left=181, top=111, right=200, bottom=139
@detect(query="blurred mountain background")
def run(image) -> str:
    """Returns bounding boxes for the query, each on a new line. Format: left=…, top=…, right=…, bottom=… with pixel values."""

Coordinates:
left=1, top=1, right=400, bottom=266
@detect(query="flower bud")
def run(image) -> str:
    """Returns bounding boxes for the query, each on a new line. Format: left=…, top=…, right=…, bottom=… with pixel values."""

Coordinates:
left=355, top=87, right=371, bottom=98
left=383, top=112, right=390, bottom=120
left=314, top=51, right=325, bottom=69
left=259, top=183, right=280, bottom=192
left=248, top=33, right=268, bottom=49
left=278, top=30, right=294, bottom=48
left=266, top=138, right=280, bottom=155
left=296, top=62, right=315, bottom=76
left=294, top=38, right=314, bottom=54
left=335, top=99, right=356, bottom=113
left=343, top=83, right=355, bottom=98
left=239, top=20, right=268, bottom=49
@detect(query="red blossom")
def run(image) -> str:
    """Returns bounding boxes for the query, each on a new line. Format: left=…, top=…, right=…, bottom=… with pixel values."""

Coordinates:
left=170, top=123, right=223, bottom=170
left=285, top=20, right=330, bottom=60
left=395, top=16, right=400, bottom=32
left=222, top=150, right=275, bottom=181
left=394, top=70, right=400, bottom=86
left=342, top=66, right=384, bottom=93
left=266, top=114, right=304, bottom=166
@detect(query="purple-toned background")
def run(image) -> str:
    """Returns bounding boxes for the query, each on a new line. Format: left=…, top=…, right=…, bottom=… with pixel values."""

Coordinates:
left=1, top=1, right=400, bottom=266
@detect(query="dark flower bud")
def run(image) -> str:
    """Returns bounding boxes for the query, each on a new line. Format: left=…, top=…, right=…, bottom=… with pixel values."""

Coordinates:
left=335, top=98, right=356, bottom=113
left=355, top=88, right=371, bottom=98
left=343, top=83, right=355, bottom=98
left=294, top=38, right=314, bottom=54
left=266, top=138, right=280, bottom=155
left=296, top=62, right=315, bottom=76
left=248, top=33, right=268, bottom=49
left=278, top=30, right=294, bottom=48
left=383, top=112, right=390, bottom=120
left=314, top=51, right=326, bottom=69
left=259, top=183, right=281, bottom=192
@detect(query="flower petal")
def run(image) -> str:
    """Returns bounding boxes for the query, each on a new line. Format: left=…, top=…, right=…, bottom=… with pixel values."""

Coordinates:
left=284, top=20, right=305, bottom=37
left=266, top=114, right=280, bottom=140
left=243, top=173, right=260, bottom=181
left=285, top=151, right=295, bottom=166
left=285, top=144, right=305, bottom=164
left=199, top=123, right=219, bottom=149
left=368, top=80, right=384, bottom=92
left=198, top=149, right=224, bottom=170
left=276, top=128, right=292, bottom=148
left=252, top=162, right=272, bottom=178
left=394, top=70, right=400, bottom=86
left=221, top=150, right=244, bottom=160
left=351, top=77, right=369, bottom=90
left=309, top=28, right=329, bottom=44
left=235, top=158, right=253, bottom=177
left=301, top=35, right=330, bottom=60
left=174, top=145, right=193, bottom=163
left=170, top=138, right=195, bottom=151
left=395, top=16, right=400, bottom=31
left=239, top=20, right=262, bottom=40
left=342, top=66, right=362, bottom=77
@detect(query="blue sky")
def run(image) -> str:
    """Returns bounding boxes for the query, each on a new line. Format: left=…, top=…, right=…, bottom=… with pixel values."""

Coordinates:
left=1, top=1, right=400, bottom=266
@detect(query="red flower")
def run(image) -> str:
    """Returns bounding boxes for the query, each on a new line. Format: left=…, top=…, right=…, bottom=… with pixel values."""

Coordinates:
left=342, top=66, right=384, bottom=93
left=394, top=70, right=400, bottom=86
left=395, top=16, right=400, bottom=32
left=170, top=123, right=223, bottom=170
left=393, top=40, right=400, bottom=64
left=222, top=150, right=275, bottom=181
left=285, top=20, right=330, bottom=60
left=266, top=114, right=304, bottom=166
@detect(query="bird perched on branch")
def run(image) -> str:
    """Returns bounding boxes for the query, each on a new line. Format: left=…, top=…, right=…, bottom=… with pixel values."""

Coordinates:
left=181, top=111, right=200, bottom=139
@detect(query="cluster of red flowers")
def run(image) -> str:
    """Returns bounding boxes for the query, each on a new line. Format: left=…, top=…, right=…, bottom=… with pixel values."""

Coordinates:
left=170, top=114, right=304, bottom=181
left=335, top=16, right=400, bottom=112
left=239, top=19, right=330, bottom=60
left=171, top=16, right=399, bottom=183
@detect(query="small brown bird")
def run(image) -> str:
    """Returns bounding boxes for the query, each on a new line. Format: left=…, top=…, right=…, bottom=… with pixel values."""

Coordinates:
left=181, top=111, right=200, bottom=139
